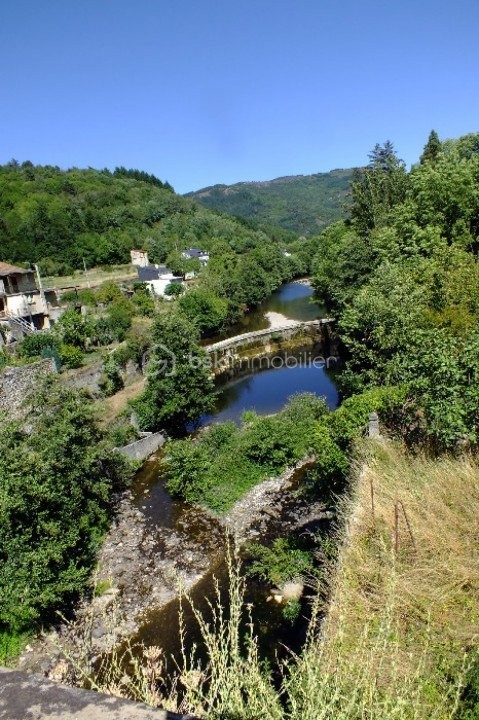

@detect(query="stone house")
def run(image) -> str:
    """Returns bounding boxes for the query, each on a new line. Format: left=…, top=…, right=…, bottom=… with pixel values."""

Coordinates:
left=130, top=249, right=150, bottom=267
left=0, top=262, right=50, bottom=342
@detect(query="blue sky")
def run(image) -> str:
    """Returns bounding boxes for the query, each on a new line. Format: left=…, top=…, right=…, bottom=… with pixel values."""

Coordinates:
left=1, top=0, right=478, bottom=193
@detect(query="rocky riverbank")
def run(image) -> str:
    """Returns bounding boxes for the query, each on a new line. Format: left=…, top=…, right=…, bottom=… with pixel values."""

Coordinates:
left=18, top=452, right=333, bottom=680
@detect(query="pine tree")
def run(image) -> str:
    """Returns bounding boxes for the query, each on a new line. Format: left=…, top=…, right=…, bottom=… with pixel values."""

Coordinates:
left=420, top=130, right=441, bottom=165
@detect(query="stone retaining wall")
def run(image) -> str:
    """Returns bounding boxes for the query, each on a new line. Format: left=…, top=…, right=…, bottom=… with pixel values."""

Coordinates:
left=116, top=431, right=167, bottom=460
left=0, top=358, right=57, bottom=418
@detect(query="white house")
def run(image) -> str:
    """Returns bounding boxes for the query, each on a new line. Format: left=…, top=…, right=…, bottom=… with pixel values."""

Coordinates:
left=181, top=247, right=210, bottom=267
left=137, top=264, right=183, bottom=297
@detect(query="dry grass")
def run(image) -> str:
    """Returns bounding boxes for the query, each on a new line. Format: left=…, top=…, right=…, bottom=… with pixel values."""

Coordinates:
left=44, top=264, right=136, bottom=290
left=58, top=440, right=479, bottom=719
left=287, top=439, right=479, bottom=719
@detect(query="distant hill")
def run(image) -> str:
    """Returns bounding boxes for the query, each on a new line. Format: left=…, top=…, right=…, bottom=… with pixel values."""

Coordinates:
left=186, top=168, right=354, bottom=236
left=0, top=162, right=282, bottom=275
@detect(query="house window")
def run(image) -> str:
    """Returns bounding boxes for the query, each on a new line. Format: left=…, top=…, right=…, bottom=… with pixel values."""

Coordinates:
left=8, top=276, right=19, bottom=293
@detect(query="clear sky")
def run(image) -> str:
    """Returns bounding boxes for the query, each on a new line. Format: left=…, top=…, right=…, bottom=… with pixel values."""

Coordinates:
left=1, top=0, right=478, bottom=193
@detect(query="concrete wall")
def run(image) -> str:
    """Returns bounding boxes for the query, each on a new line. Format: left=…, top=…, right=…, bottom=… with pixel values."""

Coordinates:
left=0, top=668, right=197, bottom=720
left=117, top=430, right=167, bottom=461
left=0, top=358, right=57, bottom=418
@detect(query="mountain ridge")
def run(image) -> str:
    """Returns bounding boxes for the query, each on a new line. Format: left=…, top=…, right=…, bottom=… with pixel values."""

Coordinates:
left=186, top=167, right=354, bottom=236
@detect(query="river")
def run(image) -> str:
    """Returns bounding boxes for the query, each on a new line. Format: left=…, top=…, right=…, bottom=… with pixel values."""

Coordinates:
left=199, top=281, right=338, bottom=425
left=125, top=280, right=339, bottom=665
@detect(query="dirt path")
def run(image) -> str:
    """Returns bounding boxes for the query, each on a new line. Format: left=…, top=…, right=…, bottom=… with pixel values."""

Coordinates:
left=97, top=377, right=146, bottom=425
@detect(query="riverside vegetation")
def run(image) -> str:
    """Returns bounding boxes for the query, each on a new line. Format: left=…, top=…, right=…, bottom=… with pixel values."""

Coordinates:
left=2, top=132, right=479, bottom=719
left=95, top=131, right=479, bottom=718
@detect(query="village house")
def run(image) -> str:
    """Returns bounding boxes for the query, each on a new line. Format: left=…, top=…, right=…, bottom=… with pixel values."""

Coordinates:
left=181, top=247, right=210, bottom=267
left=0, top=262, right=50, bottom=343
left=137, top=264, right=183, bottom=297
left=130, top=249, right=149, bottom=267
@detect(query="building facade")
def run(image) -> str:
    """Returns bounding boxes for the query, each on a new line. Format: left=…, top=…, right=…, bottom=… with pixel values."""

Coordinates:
left=0, top=263, right=50, bottom=342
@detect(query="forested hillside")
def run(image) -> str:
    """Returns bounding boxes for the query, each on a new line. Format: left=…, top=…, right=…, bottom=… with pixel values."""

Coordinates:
left=0, top=161, right=294, bottom=275
left=186, top=168, right=353, bottom=235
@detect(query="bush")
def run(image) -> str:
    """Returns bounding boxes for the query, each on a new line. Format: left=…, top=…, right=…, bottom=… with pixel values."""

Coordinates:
left=107, top=298, right=133, bottom=341
left=60, top=288, right=97, bottom=307
left=99, top=353, right=124, bottom=396
left=164, top=393, right=322, bottom=511
left=20, top=332, right=59, bottom=359
left=58, top=344, right=84, bottom=369
left=55, top=309, right=91, bottom=349
left=164, top=282, right=183, bottom=296
left=0, top=382, right=132, bottom=632
left=246, top=537, right=314, bottom=586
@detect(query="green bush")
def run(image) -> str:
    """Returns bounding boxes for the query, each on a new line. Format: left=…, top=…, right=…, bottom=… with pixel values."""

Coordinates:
left=55, top=309, right=91, bottom=349
left=107, top=298, right=133, bottom=341
left=58, top=344, right=84, bottom=369
left=164, top=282, right=183, bottom=296
left=246, top=537, right=314, bottom=586
left=20, top=332, right=59, bottom=359
left=99, top=354, right=124, bottom=396
left=164, top=393, right=323, bottom=511
left=0, top=381, right=132, bottom=632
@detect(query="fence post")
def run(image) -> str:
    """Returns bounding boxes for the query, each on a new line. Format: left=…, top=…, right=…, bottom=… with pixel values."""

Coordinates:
left=368, top=411, right=380, bottom=438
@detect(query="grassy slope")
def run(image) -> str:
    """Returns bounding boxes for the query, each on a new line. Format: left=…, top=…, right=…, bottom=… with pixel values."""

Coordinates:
left=185, top=168, right=354, bottom=236
left=288, top=439, right=479, bottom=720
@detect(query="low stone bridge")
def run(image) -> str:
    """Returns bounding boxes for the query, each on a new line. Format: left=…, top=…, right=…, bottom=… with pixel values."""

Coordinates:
left=205, top=318, right=336, bottom=379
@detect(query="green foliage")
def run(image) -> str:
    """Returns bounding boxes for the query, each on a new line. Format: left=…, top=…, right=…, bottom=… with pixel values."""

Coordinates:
left=20, top=332, right=59, bottom=359
left=420, top=129, right=442, bottom=165
left=0, top=162, right=291, bottom=273
left=131, top=283, right=156, bottom=315
left=106, top=297, right=133, bottom=341
left=58, top=343, right=84, bottom=369
left=349, top=142, right=408, bottom=236
left=95, top=280, right=123, bottom=304
left=55, top=309, right=91, bottom=349
left=457, top=654, right=479, bottom=720
left=60, top=288, right=97, bottom=307
left=164, top=282, right=184, bottom=296
left=133, top=311, right=215, bottom=432
left=246, top=537, right=314, bottom=586
left=186, top=169, right=353, bottom=236
left=0, top=381, right=131, bottom=633
left=178, top=288, right=229, bottom=333
left=0, top=629, right=31, bottom=666
left=99, top=353, right=124, bottom=396
left=164, top=393, right=324, bottom=511
left=312, top=133, right=479, bottom=450
left=112, top=166, right=173, bottom=191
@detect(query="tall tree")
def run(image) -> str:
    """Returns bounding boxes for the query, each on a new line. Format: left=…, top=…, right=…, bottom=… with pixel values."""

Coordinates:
left=419, top=130, right=441, bottom=165
left=134, top=312, right=215, bottom=432
left=350, top=142, right=408, bottom=236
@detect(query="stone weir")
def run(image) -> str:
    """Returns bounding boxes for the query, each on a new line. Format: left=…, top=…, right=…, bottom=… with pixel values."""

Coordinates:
left=205, top=318, right=337, bottom=379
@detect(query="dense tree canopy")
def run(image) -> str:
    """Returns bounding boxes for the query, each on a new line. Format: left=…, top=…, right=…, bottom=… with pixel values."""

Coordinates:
left=0, top=382, right=131, bottom=632
left=312, top=132, right=479, bottom=450
left=0, top=162, right=298, bottom=275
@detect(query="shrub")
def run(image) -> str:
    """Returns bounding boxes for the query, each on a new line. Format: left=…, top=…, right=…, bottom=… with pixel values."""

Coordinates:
left=0, top=382, right=132, bottom=632
left=99, top=354, right=124, bottom=396
left=164, top=282, right=183, bottom=296
left=55, top=309, right=91, bottom=349
left=20, top=332, right=59, bottom=359
left=58, top=344, right=84, bottom=369
left=107, top=298, right=133, bottom=341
